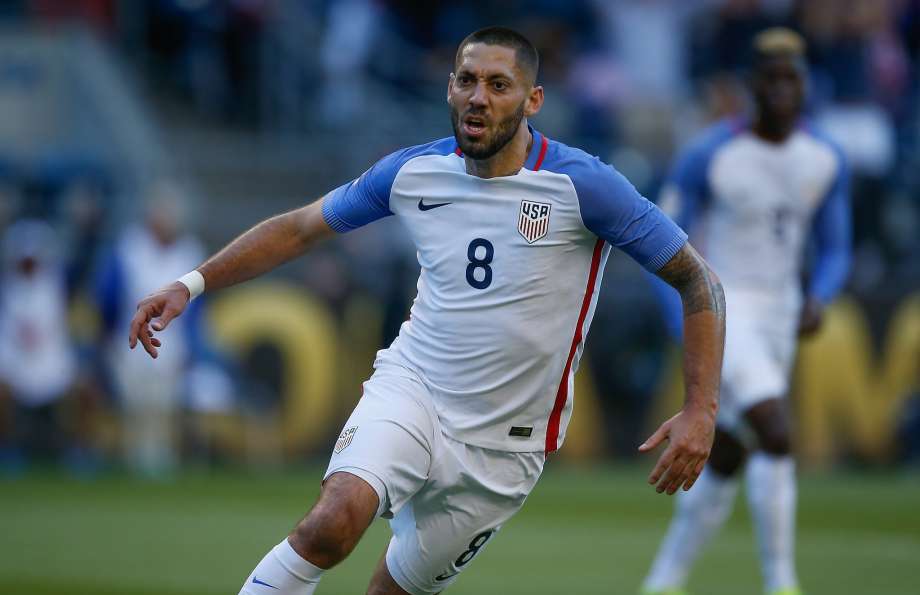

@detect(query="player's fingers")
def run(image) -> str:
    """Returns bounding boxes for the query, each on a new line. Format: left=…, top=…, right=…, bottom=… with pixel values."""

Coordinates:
left=128, top=309, right=145, bottom=347
left=659, top=455, right=691, bottom=495
left=136, top=321, right=158, bottom=359
left=151, top=305, right=180, bottom=332
left=150, top=337, right=162, bottom=348
left=638, top=421, right=670, bottom=453
left=647, top=447, right=675, bottom=486
left=128, top=305, right=154, bottom=348
left=682, top=459, right=706, bottom=491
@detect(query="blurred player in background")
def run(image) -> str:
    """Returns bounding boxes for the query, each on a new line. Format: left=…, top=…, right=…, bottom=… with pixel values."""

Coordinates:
left=98, top=184, right=207, bottom=478
left=641, top=29, right=851, bottom=595
left=0, top=220, right=76, bottom=472
left=130, top=27, right=725, bottom=595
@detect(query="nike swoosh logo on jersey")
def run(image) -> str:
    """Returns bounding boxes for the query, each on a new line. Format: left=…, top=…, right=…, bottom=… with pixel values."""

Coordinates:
left=418, top=198, right=452, bottom=211
left=251, top=576, right=279, bottom=589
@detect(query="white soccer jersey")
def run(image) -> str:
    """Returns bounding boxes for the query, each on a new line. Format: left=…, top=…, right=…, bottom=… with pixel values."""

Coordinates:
left=653, top=119, right=851, bottom=417
left=659, top=119, right=850, bottom=312
left=323, top=128, right=687, bottom=452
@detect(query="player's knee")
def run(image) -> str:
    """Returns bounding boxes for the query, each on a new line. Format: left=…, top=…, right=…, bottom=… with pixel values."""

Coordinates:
left=288, top=474, right=378, bottom=568
left=744, top=398, right=791, bottom=455
left=289, top=506, right=358, bottom=568
left=708, top=451, right=744, bottom=477
left=758, top=426, right=791, bottom=456
left=707, top=429, right=746, bottom=476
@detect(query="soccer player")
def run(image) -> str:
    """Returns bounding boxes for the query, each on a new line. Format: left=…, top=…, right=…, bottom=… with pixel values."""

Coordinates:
left=641, top=29, right=851, bottom=595
left=130, top=27, right=725, bottom=595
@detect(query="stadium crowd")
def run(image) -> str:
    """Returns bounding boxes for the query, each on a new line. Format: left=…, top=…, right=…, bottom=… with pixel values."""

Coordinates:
left=0, top=0, right=916, bottom=476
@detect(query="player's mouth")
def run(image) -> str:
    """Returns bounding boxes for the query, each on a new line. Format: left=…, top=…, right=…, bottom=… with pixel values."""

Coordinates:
left=462, top=115, right=488, bottom=139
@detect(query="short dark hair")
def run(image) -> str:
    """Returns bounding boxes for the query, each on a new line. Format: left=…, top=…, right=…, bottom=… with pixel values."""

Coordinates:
left=455, top=27, right=539, bottom=85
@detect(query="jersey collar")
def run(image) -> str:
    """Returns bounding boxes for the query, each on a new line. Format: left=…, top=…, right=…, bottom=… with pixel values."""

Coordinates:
left=453, top=125, right=549, bottom=173
left=523, top=126, right=549, bottom=171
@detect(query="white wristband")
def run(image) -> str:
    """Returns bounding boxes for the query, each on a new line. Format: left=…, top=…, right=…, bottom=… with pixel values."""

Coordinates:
left=177, top=270, right=205, bottom=300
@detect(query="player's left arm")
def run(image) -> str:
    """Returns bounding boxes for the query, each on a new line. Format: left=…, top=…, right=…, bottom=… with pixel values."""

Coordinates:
left=573, top=156, right=724, bottom=495
left=800, top=158, right=852, bottom=336
left=640, top=243, right=725, bottom=495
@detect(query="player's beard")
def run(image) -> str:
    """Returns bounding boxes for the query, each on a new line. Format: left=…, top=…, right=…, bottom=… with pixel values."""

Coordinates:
left=450, top=100, right=526, bottom=160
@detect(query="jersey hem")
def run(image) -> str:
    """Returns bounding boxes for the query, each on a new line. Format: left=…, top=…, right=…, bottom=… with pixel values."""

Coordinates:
left=321, top=193, right=355, bottom=233
left=646, top=232, right=688, bottom=271
left=438, top=425, right=547, bottom=454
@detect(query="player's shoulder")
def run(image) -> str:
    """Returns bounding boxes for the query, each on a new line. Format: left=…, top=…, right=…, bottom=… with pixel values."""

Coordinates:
left=537, top=136, right=646, bottom=209
left=379, top=137, right=458, bottom=171
left=681, top=117, right=745, bottom=159
left=539, top=136, right=621, bottom=185
left=797, top=120, right=847, bottom=166
left=358, top=136, right=459, bottom=193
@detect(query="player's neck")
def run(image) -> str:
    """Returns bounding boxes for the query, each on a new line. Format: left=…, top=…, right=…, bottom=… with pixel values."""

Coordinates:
left=465, top=123, right=533, bottom=179
left=751, top=113, right=797, bottom=144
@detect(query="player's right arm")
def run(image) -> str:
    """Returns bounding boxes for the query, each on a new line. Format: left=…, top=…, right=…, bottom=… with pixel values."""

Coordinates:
left=128, top=199, right=335, bottom=358
left=128, top=141, right=425, bottom=358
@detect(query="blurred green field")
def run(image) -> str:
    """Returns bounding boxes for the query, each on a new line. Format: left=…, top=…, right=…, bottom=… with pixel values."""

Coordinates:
left=1, top=464, right=917, bottom=595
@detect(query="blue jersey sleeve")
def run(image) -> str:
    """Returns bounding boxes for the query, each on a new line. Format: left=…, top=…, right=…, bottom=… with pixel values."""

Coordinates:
left=321, top=138, right=456, bottom=233
left=809, top=150, right=851, bottom=304
left=660, top=120, right=737, bottom=230
left=647, top=122, right=736, bottom=340
left=570, top=155, right=687, bottom=272
left=321, top=154, right=398, bottom=232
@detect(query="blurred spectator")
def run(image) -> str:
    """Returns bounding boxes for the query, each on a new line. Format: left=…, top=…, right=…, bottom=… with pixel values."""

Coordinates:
left=319, top=0, right=381, bottom=127
left=55, top=172, right=108, bottom=299
left=689, top=0, right=789, bottom=80
left=143, top=0, right=271, bottom=125
left=802, top=0, right=901, bottom=176
left=0, top=0, right=914, bottom=467
left=95, top=181, right=207, bottom=478
left=28, top=0, right=116, bottom=34
left=0, top=219, right=79, bottom=473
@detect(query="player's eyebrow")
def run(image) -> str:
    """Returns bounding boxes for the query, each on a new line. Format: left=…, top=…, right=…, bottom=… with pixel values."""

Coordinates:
left=456, top=67, right=515, bottom=82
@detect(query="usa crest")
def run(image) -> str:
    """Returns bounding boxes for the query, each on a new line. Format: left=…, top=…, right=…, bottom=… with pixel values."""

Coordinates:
left=518, top=200, right=551, bottom=244
left=333, top=426, right=357, bottom=453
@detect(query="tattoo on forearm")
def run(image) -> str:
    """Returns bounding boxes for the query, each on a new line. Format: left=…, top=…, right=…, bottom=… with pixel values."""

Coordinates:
left=657, top=244, right=726, bottom=320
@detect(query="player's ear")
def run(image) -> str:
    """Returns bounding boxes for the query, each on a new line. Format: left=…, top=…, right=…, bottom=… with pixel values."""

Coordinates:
left=524, top=85, right=544, bottom=117
left=447, top=73, right=455, bottom=103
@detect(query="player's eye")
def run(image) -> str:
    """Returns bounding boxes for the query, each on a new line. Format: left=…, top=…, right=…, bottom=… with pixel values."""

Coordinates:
left=493, top=81, right=508, bottom=91
left=457, top=75, right=473, bottom=85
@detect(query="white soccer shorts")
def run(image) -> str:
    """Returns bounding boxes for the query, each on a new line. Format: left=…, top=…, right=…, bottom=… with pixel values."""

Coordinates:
left=717, top=288, right=799, bottom=434
left=325, top=360, right=544, bottom=595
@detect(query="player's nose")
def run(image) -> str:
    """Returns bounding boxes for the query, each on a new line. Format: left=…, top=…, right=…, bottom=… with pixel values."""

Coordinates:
left=468, top=81, right=488, bottom=107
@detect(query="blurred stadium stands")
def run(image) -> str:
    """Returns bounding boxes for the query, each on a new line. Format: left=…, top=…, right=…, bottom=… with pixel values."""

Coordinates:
left=0, top=0, right=916, bottom=476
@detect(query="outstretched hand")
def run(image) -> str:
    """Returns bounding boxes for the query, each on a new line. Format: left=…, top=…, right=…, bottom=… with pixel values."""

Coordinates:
left=639, top=405, right=715, bottom=495
left=128, top=281, right=191, bottom=359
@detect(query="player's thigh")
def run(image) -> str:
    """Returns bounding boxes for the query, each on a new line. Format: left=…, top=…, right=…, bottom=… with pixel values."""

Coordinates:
left=383, top=436, right=544, bottom=595
left=324, top=364, right=438, bottom=519
left=719, top=308, right=791, bottom=434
